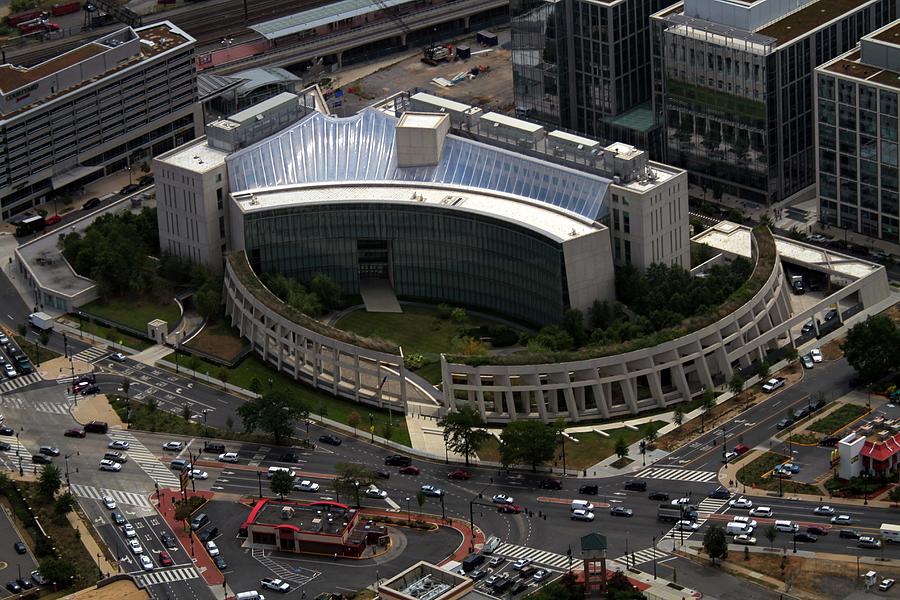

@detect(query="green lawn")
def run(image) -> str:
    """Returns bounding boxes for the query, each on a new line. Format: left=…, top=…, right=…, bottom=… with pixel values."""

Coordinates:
left=82, top=295, right=182, bottom=332
left=185, top=320, right=247, bottom=362
left=71, top=317, right=154, bottom=351
left=14, top=335, right=61, bottom=366
left=161, top=351, right=411, bottom=446
left=808, top=404, right=869, bottom=435
left=335, top=306, right=505, bottom=354
left=414, top=361, right=443, bottom=385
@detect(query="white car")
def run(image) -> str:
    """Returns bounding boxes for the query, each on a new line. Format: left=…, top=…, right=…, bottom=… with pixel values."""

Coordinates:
left=206, top=541, right=219, bottom=557
left=111, top=352, right=127, bottom=362
left=102, top=496, right=116, bottom=510
left=831, top=515, right=852, bottom=525
left=724, top=451, right=738, bottom=463
left=162, top=441, right=184, bottom=451
left=108, top=440, right=130, bottom=450
left=729, top=497, right=753, bottom=509
left=492, top=494, right=514, bottom=504
left=571, top=509, right=594, bottom=522
left=749, top=506, right=773, bottom=518
left=139, top=554, right=153, bottom=571
left=512, top=558, right=532, bottom=570
left=189, top=469, right=208, bottom=480
left=294, top=480, right=320, bottom=493
left=813, top=505, right=835, bottom=515
left=762, top=377, right=786, bottom=392
left=810, top=348, right=823, bottom=363
left=420, top=485, right=444, bottom=497
left=671, top=497, right=691, bottom=505
left=122, top=523, right=136, bottom=538
left=733, top=534, right=757, bottom=545
left=733, top=516, right=758, bottom=529
left=218, top=452, right=239, bottom=463
left=365, top=485, right=388, bottom=499
left=261, top=578, right=291, bottom=592
left=675, top=520, right=700, bottom=531
left=99, top=459, right=121, bottom=472
left=128, top=539, right=143, bottom=554
left=4, top=364, right=16, bottom=378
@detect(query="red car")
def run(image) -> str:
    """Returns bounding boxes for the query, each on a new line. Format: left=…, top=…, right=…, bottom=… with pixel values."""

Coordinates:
left=734, top=444, right=750, bottom=455
left=447, top=470, right=470, bottom=480
left=399, top=466, right=420, bottom=475
left=45, top=215, right=62, bottom=226
left=158, top=550, right=173, bottom=567
left=64, top=428, right=86, bottom=438
left=498, top=504, right=522, bottom=514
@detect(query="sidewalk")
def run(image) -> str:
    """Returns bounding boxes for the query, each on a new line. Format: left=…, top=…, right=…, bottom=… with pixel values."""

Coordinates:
left=154, top=488, right=223, bottom=587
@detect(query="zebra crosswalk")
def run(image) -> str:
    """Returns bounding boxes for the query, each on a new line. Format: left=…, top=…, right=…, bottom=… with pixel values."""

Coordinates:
left=696, top=497, right=730, bottom=514
left=251, top=548, right=319, bottom=585
left=0, top=372, right=42, bottom=393
left=662, top=496, right=731, bottom=542
left=1, top=395, right=69, bottom=415
left=134, top=567, right=199, bottom=587
left=69, top=483, right=152, bottom=508
left=493, top=542, right=582, bottom=571
left=0, top=437, right=35, bottom=471
left=614, top=547, right=669, bottom=568
left=71, top=346, right=109, bottom=363
left=635, top=467, right=718, bottom=483
left=106, top=431, right=181, bottom=488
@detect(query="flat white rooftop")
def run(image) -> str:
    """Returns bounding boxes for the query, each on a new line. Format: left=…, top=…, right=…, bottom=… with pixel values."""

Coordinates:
left=232, top=182, right=602, bottom=243
left=693, top=221, right=882, bottom=279
left=398, top=112, right=445, bottom=129
left=480, top=111, right=544, bottom=133
left=156, top=137, right=229, bottom=173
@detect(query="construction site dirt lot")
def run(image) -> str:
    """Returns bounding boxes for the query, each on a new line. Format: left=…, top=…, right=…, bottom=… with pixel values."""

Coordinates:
left=335, top=31, right=514, bottom=116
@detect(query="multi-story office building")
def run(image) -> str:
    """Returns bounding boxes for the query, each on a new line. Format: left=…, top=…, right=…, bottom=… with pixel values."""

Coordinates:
left=652, top=0, right=896, bottom=205
left=511, top=0, right=677, bottom=155
left=815, top=19, right=900, bottom=245
left=0, top=21, right=202, bottom=220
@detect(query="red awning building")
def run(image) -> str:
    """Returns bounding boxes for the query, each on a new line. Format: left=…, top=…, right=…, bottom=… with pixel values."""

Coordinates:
left=859, top=432, right=900, bottom=474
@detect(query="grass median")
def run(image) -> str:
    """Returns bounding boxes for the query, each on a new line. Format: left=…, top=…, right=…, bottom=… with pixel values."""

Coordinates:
left=736, top=451, right=820, bottom=495
left=807, top=403, right=869, bottom=435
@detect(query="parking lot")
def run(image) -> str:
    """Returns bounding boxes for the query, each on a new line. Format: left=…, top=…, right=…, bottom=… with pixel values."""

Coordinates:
left=0, top=505, right=40, bottom=598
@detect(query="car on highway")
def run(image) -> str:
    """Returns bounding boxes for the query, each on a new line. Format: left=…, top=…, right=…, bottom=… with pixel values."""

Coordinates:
left=81, top=385, right=101, bottom=395
left=365, top=485, right=388, bottom=499
left=6, top=581, right=21, bottom=593
left=278, top=453, right=301, bottom=463
left=671, top=497, right=691, bottom=506
left=733, top=534, right=756, bottom=545
left=214, top=556, right=227, bottom=570
left=32, top=454, right=52, bottom=465
left=399, top=466, right=420, bottom=475
left=99, top=459, right=121, bottom=472
left=723, top=451, right=738, bottom=463
left=3, top=364, right=16, bottom=378
left=294, top=480, right=320, bottom=493
left=810, top=348, right=823, bottom=363
left=806, top=525, right=828, bottom=536
left=420, top=485, right=444, bottom=497
left=538, top=478, right=562, bottom=490
left=648, top=491, right=669, bottom=501
left=571, top=509, right=594, bottom=522
left=623, top=480, right=647, bottom=492
left=218, top=452, right=239, bottom=463
left=830, top=515, right=852, bottom=525
left=489, top=556, right=505, bottom=568
left=108, top=440, right=130, bottom=450
left=578, top=485, right=599, bottom=495
left=858, top=536, right=882, bottom=549
left=376, top=469, right=391, bottom=479
left=610, top=506, right=633, bottom=518
left=128, top=539, right=143, bottom=554
left=533, top=569, right=550, bottom=582
left=469, top=569, right=487, bottom=581
left=160, top=533, right=177, bottom=549
left=498, top=504, right=522, bottom=514
left=384, top=455, right=411, bottom=466
left=261, top=578, right=291, bottom=592
left=120, top=184, right=140, bottom=195
left=110, top=352, right=127, bottom=362
left=122, top=523, right=136, bottom=538
left=319, top=434, right=342, bottom=446
left=732, top=516, right=758, bottom=529
left=206, top=541, right=220, bottom=557
left=813, top=505, right=835, bottom=515
left=102, top=496, right=116, bottom=510
left=14, top=541, right=26, bottom=554
left=512, top=558, right=532, bottom=570
left=729, top=497, right=753, bottom=509
left=762, top=377, right=786, bottom=392
left=39, top=446, right=60, bottom=456
left=794, top=532, right=818, bottom=543
left=162, top=441, right=183, bottom=451
left=140, top=554, right=154, bottom=571
left=64, top=428, right=87, bottom=438
left=111, top=512, right=125, bottom=525
left=159, top=551, right=173, bottom=567
left=447, top=470, right=470, bottom=480
left=674, top=520, right=700, bottom=531
left=879, top=578, right=895, bottom=591
left=0, top=426, right=14, bottom=436
left=83, top=197, right=102, bottom=210
left=189, top=469, right=208, bottom=480
left=776, top=418, right=793, bottom=430
left=0, top=442, right=9, bottom=451
left=749, top=507, right=772, bottom=518
left=839, top=529, right=862, bottom=539
left=709, top=487, right=730, bottom=499
left=801, top=354, right=814, bottom=369
left=492, top=494, right=514, bottom=505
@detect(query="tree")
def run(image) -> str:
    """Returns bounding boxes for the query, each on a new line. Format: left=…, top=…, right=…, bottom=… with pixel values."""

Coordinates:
left=607, top=570, right=646, bottom=600
left=174, top=500, right=194, bottom=528
left=527, top=573, right=584, bottom=600
left=249, top=378, right=262, bottom=395
left=53, top=492, right=76, bottom=521
left=270, top=470, right=294, bottom=499
left=348, top=411, right=361, bottom=436
left=615, top=436, right=629, bottom=459
left=187, top=355, right=200, bottom=376
left=225, top=415, right=234, bottom=432
left=644, top=428, right=658, bottom=448
left=764, top=524, right=777, bottom=548
left=842, top=316, right=900, bottom=384
left=499, top=420, right=559, bottom=471
left=450, top=307, right=467, bottom=323
left=439, top=405, right=491, bottom=465
left=147, top=396, right=159, bottom=413
left=219, top=368, right=230, bottom=390
left=415, top=490, right=426, bottom=515
left=757, top=360, right=770, bottom=380
left=672, top=404, right=684, bottom=427
left=310, top=274, right=343, bottom=310
left=728, top=372, right=745, bottom=396
left=888, top=486, right=900, bottom=506
left=334, top=463, right=376, bottom=507
left=181, top=403, right=192, bottom=422
left=561, top=309, right=587, bottom=347
left=382, top=421, right=394, bottom=441
left=785, top=348, right=799, bottom=364
left=238, top=389, right=309, bottom=445
left=702, top=524, right=728, bottom=565
left=37, top=464, right=62, bottom=500
left=701, top=387, right=716, bottom=432
left=38, top=555, right=75, bottom=589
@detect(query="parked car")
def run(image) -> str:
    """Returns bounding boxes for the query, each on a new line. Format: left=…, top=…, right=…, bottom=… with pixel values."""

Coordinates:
left=0, top=426, right=14, bottom=436
left=205, top=541, right=219, bottom=557
left=30, top=571, right=47, bottom=586
left=82, top=197, right=101, bottom=210
left=214, top=556, right=228, bottom=570
left=199, top=527, right=220, bottom=543
left=810, top=348, right=823, bottom=363
left=447, top=470, right=470, bottom=480
left=261, top=578, right=290, bottom=593
left=6, top=581, right=21, bottom=593
left=776, top=418, right=793, bottom=430
left=319, top=435, right=342, bottom=446
left=801, top=354, right=814, bottom=369
left=724, top=451, right=738, bottom=463
left=762, top=377, right=786, bottom=392
left=120, top=184, right=140, bottom=195
left=14, top=541, right=27, bottom=554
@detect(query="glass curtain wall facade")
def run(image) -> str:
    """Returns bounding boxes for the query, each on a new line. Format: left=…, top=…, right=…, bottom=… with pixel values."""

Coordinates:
left=244, top=203, right=569, bottom=326
left=817, top=72, right=900, bottom=243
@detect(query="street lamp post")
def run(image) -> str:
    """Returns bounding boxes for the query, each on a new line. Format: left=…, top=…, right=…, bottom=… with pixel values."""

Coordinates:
left=444, top=430, right=449, bottom=465
left=440, top=493, right=445, bottom=521
left=652, top=535, right=657, bottom=579
left=64, top=455, right=70, bottom=485
left=405, top=497, right=411, bottom=522
left=257, top=470, right=263, bottom=499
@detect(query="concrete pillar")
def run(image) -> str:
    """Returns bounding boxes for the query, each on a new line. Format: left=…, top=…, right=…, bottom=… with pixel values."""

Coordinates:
left=354, top=354, right=361, bottom=403
left=695, top=352, right=715, bottom=390
left=673, top=362, right=691, bottom=403
left=620, top=378, right=639, bottom=414
left=475, top=387, right=488, bottom=422
left=591, top=383, right=610, bottom=419
left=648, top=369, right=666, bottom=409
left=464, top=15, right=470, bottom=30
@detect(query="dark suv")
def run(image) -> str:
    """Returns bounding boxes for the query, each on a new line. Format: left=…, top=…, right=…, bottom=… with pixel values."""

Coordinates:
left=384, top=455, right=411, bottom=467
left=538, top=478, right=562, bottom=490
left=578, top=485, right=598, bottom=495
left=624, top=480, right=647, bottom=492
left=648, top=491, right=670, bottom=501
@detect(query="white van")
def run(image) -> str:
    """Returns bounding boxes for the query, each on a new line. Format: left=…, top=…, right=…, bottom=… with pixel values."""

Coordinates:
left=483, top=536, right=501, bottom=555
left=571, top=499, right=594, bottom=512
left=726, top=522, right=753, bottom=536
left=775, top=520, right=798, bottom=533
left=267, top=466, right=295, bottom=479
left=235, top=592, right=265, bottom=600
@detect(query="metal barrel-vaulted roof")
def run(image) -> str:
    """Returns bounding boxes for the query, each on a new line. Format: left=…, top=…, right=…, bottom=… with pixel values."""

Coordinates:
left=250, top=0, right=418, bottom=41
left=226, top=108, right=610, bottom=220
